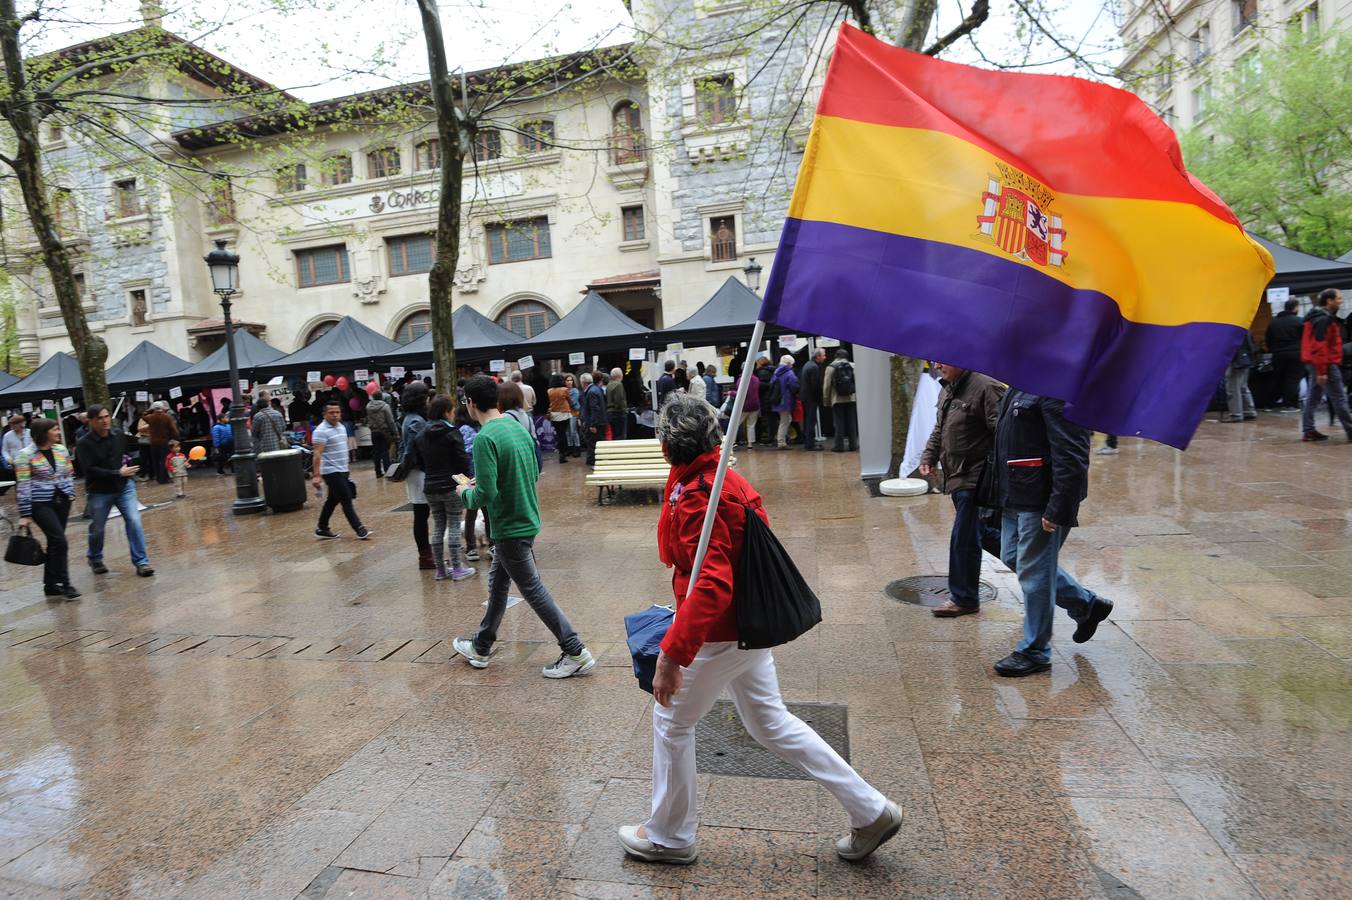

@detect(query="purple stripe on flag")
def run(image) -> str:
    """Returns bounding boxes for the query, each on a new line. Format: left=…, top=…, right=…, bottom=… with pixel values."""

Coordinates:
left=760, top=218, right=1245, bottom=449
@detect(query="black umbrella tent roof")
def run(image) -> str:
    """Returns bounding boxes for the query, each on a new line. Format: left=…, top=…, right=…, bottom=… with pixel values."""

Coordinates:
left=656, top=276, right=788, bottom=346
left=257, top=316, right=401, bottom=376
left=0, top=352, right=84, bottom=404
left=0, top=372, right=17, bottom=392
left=519, top=290, right=650, bottom=356
left=106, top=341, right=190, bottom=389
left=174, top=329, right=287, bottom=387
left=382, top=305, right=523, bottom=364
left=1253, top=235, right=1352, bottom=294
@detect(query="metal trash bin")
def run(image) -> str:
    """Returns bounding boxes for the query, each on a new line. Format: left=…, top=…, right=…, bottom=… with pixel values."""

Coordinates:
left=257, top=448, right=307, bottom=512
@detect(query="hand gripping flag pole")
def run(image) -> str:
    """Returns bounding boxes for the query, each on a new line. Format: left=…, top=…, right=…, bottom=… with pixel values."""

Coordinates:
left=684, top=319, right=766, bottom=600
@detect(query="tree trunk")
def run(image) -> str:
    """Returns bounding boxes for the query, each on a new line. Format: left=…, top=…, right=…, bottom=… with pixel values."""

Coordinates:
left=414, top=0, right=464, bottom=396
left=0, top=0, right=109, bottom=403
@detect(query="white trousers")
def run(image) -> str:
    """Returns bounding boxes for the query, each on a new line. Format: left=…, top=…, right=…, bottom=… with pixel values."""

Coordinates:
left=645, top=641, right=886, bottom=849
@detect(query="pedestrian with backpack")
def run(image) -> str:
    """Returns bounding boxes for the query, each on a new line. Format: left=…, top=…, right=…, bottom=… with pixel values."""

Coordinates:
left=824, top=348, right=858, bottom=452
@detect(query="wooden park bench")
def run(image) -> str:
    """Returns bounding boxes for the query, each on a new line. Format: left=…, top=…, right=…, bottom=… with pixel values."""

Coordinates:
left=584, top=439, right=735, bottom=506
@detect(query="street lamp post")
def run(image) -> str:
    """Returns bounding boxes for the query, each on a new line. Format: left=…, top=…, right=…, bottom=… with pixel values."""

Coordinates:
left=204, top=239, right=265, bottom=515
left=743, top=256, right=763, bottom=293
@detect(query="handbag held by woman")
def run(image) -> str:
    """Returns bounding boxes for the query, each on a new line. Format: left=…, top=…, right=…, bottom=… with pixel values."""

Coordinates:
left=734, top=505, right=821, bottom=650
left=5, top=526, right=46, bottom=566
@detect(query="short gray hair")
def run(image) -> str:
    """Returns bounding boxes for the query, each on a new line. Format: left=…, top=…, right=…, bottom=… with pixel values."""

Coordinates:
left=657, top=392, right=722, bottom=466
left=610, top=367, right=623, bottom=379
left=779, top=354, right=795, bottom=367
left=579, top=373, right=593, bottom=386
left=510, top=371, right=523, bottom=382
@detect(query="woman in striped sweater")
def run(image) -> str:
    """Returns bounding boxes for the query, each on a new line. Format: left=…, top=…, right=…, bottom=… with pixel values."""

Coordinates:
left=16, top=418, right=79, bottom=600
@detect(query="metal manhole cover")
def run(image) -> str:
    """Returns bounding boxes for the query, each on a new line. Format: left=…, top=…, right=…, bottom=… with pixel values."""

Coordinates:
left=696, top=700, right=848, bottom=780
left=883, top=575, right=997, bottom=607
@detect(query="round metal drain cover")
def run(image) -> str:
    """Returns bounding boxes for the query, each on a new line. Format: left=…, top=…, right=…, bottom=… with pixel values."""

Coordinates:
left=883, top=575, right=997, bottom=607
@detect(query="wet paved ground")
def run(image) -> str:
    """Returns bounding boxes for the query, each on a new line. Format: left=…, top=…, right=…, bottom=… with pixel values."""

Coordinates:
left=1, top=410, right=1349, bottom=898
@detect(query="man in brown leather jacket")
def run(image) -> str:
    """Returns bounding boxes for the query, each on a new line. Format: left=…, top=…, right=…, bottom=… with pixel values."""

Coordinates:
left=919, top=364, right=1005, bottom=617
left=142, top=402, right=179, bottom=485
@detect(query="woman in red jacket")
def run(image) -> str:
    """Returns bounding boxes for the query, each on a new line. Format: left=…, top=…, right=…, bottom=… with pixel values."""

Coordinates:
left=618, top=393, right=901, bottom=866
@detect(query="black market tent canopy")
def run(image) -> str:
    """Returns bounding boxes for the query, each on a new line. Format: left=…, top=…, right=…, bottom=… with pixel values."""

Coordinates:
left=519, top=290, right=651, bottom=357
left=106, top=341, right=190, bottom=390
left=174, top=330, right=288, bottom=388
left=381, top=305, right=524, bottom=366
left=256, top=316, right=402, bottom=377
left=0, top=372, right=18, bottom=392
left=1253, top=235, right=1352, bottom=294
left=1338, top=250, right=1352, bottom=265
left=656, top=275, right=790, bottom=346
left=0, top=352, right=84, bottom=405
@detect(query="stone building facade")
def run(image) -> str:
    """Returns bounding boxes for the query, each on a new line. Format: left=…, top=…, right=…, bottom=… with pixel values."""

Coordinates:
left=6, top=0, right=840, bottom=371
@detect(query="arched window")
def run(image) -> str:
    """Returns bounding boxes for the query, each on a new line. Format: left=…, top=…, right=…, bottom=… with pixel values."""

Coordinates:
left=496, top=300, right=558, bottom=339
left=518, top=119, right=554, bottom=154
left=611, top=101, right=644, bottom=164
left=395, top=310, right=431, bottom=344
left=304, top=319, right=338, bottom=346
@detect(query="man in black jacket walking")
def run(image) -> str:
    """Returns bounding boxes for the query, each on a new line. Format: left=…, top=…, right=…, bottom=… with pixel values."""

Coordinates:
left=800, top=349, right=826, bottom=451
left=991, top=390, right=1111, bottom=676
left=76, top=404, right=155, bottom=578
left=1266, top=298, right=1305, bottom=410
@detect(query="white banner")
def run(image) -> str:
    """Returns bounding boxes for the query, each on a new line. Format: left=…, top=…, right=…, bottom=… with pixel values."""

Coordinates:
left=489, top=359, right=505, bottom=373
left=61, top=396, right=75, bottom=410
left=354, top=369, right=370, bottom=381
left=135, top=391, right=149, bottom=402
left=568, top=352, right=585, bottom=365
left=629, top=347, right=646, bottom=361
left=899, top=370, right=942, bottom=479
left=169, top=386, right=183, bottom=399
left=388, top=366, right=405, bottom=378
left=306, top=370, right=321, bottom=383
left=516, top=355, right=535, bottom=370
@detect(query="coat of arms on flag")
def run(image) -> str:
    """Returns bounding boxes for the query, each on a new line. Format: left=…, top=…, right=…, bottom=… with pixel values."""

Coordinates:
left=977, top=168, right=1067, bottom=267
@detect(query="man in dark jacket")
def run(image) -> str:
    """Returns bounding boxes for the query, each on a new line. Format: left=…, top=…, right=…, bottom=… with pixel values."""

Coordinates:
left=580, top=372, right=607, bottom=465
left=1301, top=288, right=1351, bottom=442
left=992, top=390, right=1111, bottom=676
left=1266, top=298, right=1305, bottom=409
left=800, top=349, right=825, bottom=451
left=656, top=360, right=677, bottom=408
left=919, top=365, right=1005, bottom=617
left=77, top=404, right=154, bottom=578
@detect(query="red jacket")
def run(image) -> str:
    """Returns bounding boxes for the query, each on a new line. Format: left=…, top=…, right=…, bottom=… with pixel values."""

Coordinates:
left=659, top=461, right=768, bottom=668
left=1301, top=309, right=1344, bottom=377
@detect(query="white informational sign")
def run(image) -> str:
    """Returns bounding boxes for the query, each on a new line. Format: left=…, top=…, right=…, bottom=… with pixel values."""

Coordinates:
left=818, top=337, right=841, bottom=348
left=41, top=399, right=54, bottom=410
left=489, top=359, right=505, bottom=373
left=21, top=402, right=33, bottom=413
left=388, top=366, right=405, bottom=378
left=306, top=370, right=321, bottom=383
left=516, top=355, right=535, bottom=370
left=777, top=333, right=798, bottom=347
left=169, top=386, right=183, bottom=399
left=568, top=352, right=585, bottom=366
left=354, top=369, right=370, bottom=382
left=1267, top=287, right=1291, bottom=305
left=135, top=391, right=149, bottom=402
left=666, top=342, right=683, bottom=353
left=629, top=347, right=646, bottom=361
left=61, top=396, right=75, bottom=410
left=239, top=379, right=250, bottom=393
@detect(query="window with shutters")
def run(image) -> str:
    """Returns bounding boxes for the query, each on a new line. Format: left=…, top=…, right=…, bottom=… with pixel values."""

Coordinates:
left=387, top=234, right=435, bottom=276
left=295, top=245, right=350, bottom=287
left=486, top=217, right=551, bottom=264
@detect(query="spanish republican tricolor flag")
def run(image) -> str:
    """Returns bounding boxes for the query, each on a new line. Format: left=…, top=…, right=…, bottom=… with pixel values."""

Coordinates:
left=760, top=25, right=1275, bottom=449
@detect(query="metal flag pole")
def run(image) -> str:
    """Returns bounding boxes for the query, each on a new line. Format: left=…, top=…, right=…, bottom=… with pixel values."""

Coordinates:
left=684, top=318, right=766, bottom=599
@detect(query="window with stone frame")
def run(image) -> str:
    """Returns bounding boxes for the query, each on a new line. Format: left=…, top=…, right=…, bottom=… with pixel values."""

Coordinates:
left=52, top=187, right=78, bottom=232
left=209, top=174, right=235, bottom=224
left=46, top=123, right=63, bottom=143
left=367, top=146, right=401, bottom=179
left=73, top=273, right=86, bottom=303
left=322, top=153, right=353, bottom=185
left=295, top=244, right=351, bottom=287
left=1190, top=24, right=1211, bottom=63
left=518, top=120, right=555, bottom=154
left=113, top=178, right=140, bottom=217
left=710, top=215, right=736, bottom=261
left=1233, top=0, right=1257, bottom=35
left=696, top=73, right=737, bottom=125
left=276, top=163, right=307, bottom=194
left=496, top=299, right=559, bottom=339
left=394, top=310, right=432, bottom=344
left=611, top=101, right=644, bottom=164
left=485, top=217, right=552, bottom=264
left=474, top=128, right=502, bottom=162
left=387, top=233, right=435, bottom=276
left=415, top=139, right=442, bottom=171
left=621, top=205, right=645, bottom=242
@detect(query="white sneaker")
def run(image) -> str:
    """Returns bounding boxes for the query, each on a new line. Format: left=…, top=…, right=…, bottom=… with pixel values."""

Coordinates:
left=836, top=800, right=903, bottom=861
left=542, top=647, right=596, bottom=679
left=452, top=637, right=491, bottom=669
left=617, top=825, right=697, bottom=865
left=1095, top=446, right=1119, bottom=456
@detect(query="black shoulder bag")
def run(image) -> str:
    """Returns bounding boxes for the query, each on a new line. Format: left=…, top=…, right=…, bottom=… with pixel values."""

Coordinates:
left=5, top=525, right=46, bottom=566
left=734, top=500, right=822, bottom=650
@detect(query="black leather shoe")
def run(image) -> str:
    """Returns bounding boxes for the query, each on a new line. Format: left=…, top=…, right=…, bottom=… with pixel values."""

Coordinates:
left=61, top=584, right=81, bottom=600
left=44, top=584, right=65, bottom=597
left=994, top=651, right=1051, bottom=677
left=136, top=564, right=155, bottom=577
left=89, top=560, right=109, bottom=575
left=1073, top=597, right=1114, bottom=644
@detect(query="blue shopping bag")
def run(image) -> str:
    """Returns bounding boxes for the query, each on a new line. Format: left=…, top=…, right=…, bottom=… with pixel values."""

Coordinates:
left=624, top=604, right=675, bottom=694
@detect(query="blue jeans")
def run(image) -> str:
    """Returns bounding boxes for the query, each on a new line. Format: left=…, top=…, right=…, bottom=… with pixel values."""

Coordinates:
left=948, top=489, right=982, bottom=609
left=1000, top=510, right=1096, bottom=664
left=86, top=479, right=150, bottom=567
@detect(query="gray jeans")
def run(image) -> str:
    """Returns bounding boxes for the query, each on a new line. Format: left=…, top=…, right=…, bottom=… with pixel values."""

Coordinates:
left=1302, top=363, right=1352, bottom=435
left=1224, top=365, right=1255, bottom=420
left=426, top=491, right=465, bottom=570
left=473, top=537, right=584, bottom=657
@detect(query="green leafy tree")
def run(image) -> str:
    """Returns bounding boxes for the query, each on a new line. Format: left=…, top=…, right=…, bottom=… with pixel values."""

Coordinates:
left=1181, top=33, right=1352, bottom=260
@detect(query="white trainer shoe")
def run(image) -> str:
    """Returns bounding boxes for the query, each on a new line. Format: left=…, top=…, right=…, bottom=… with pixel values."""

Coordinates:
left=542, top=647, right=596, bottom=679
left=452, top=637, right=491, bottom=669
